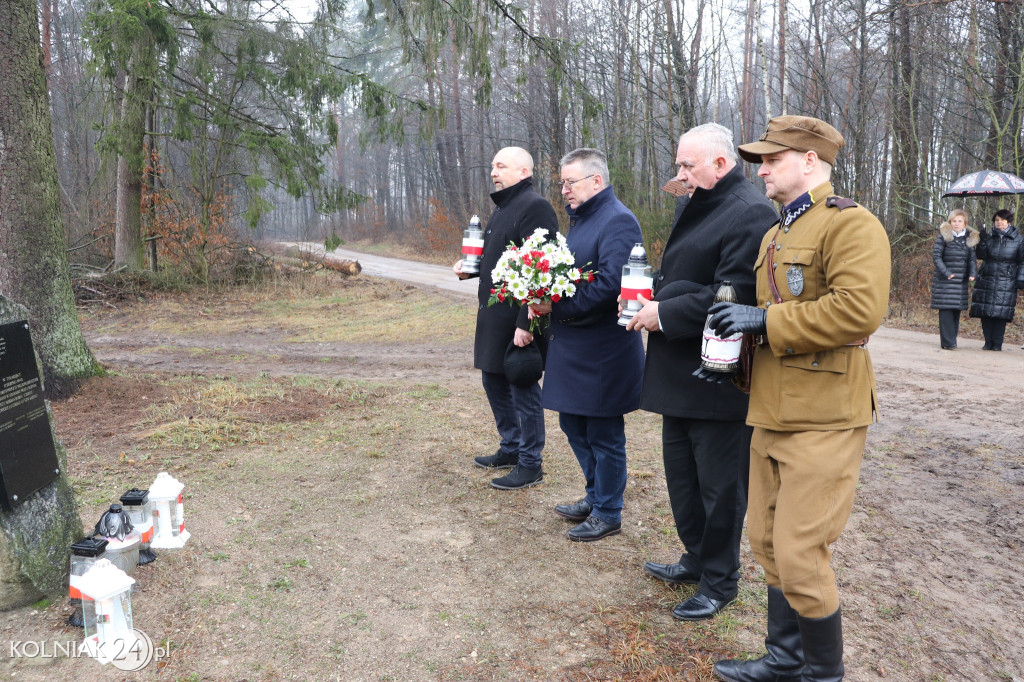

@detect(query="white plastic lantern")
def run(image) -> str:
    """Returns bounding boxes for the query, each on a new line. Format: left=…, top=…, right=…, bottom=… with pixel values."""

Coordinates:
left=77, top=558, right=136, bottom=664
left=460, top=215, right=485, bottom=275
left=148, top=472, right=190, bottom=549
left=618, top=243, right=653, bottom=326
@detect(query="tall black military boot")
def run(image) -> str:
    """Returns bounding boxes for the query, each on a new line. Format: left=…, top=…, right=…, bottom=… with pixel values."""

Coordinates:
left=713, top=586, right=804, bottom=681
left=797, top=609, right=844, bottom=681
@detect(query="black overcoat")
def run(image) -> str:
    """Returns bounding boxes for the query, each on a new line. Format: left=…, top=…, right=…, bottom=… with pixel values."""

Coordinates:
left=929, top=222, right=979, bottom=310
left=469, top=178, right=558, bottom=373
left=969, top=225, right=1024, bottom=321
left=639, top=165, right=777, bottom=421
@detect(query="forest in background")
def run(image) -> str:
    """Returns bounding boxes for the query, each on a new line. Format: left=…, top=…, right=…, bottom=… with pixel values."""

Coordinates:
left=39, top=0, right=1024, bottom=297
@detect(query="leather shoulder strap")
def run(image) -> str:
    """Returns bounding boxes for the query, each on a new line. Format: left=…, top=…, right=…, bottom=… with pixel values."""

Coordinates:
left=765, top=227, right=784, bottom=304
left=826, top=196, right=858, bottom=210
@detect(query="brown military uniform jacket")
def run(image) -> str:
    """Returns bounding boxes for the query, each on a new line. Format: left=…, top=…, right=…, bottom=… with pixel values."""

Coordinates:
left=747, top=182, right=891, bottom=431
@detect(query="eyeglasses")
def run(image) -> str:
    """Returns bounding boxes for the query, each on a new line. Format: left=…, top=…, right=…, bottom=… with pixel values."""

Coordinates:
left=560, top=174, right=596, bottom=189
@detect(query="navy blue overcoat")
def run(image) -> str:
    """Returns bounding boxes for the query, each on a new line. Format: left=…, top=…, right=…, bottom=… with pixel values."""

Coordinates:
left=541, top=186, right=645, bottom=417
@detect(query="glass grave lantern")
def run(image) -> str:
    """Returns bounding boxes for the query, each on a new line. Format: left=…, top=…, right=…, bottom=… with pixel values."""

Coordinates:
left=460, top=215, right=485, bottom=275
left=119, top=488, right=156, bottom=565
left=617, top=243, right=653, bottom=326
left=68, top=535, right=109, bottom=628
left=95, top=503, right=141, bottom=576
left=700, top=280, right=742, bottom=372
left=148, top=471, right=190, bottom=549
left=77, top=558, right=137, bottom=665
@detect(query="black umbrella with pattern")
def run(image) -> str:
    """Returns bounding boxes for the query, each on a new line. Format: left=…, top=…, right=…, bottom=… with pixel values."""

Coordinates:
left=943, top=170, right=1024, bottom=197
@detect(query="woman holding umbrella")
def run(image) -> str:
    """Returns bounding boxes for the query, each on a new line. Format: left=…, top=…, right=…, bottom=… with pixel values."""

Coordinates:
left=969, top=209, right=1024, bottom=350
left=931, top=208, right=978, bottom=349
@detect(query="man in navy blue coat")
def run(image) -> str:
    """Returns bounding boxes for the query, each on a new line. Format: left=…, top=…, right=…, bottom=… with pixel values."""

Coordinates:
left=626, top=123, right=777, bottom=620
left=454, top=147, right=558, bottom=490
left=529, top=148, right=646, bottom=542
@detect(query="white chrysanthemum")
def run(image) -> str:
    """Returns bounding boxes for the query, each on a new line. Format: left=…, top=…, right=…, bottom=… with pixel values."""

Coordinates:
left=569, top=268, right=581, bottom=280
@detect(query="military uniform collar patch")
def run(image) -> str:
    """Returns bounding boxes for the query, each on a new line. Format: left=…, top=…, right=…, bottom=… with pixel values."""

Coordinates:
left=780, top=191, right=814, bottom=227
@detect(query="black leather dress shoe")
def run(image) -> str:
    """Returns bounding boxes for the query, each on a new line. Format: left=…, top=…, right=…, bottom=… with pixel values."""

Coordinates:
left=474, top=449, right=518, bottom=469
left=554, top=498, right=592, bottom=521
left=490, top=464, right=543, bottom=490
left=672, top=593, right=734, bottom=621
left=643, top=561, right=700, bottom=585
left=567, top=515, right=621, bottom=542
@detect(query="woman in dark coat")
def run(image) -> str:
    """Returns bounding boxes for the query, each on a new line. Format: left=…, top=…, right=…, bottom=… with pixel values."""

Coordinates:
left=930, top=208, right=978, bottom=349
left=969, top=209, right=1024, bottom=350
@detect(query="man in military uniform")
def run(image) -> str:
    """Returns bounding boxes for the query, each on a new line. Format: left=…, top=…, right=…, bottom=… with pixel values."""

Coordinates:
left=704, top=116, right=891, bottom=681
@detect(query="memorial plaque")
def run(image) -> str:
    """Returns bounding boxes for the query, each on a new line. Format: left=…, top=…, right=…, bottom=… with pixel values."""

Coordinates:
left=0, top=321, right=60, bottom=508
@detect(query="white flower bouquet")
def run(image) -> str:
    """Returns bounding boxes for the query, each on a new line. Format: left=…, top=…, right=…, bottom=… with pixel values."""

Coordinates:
left=487, top=228, right=596, bottom=333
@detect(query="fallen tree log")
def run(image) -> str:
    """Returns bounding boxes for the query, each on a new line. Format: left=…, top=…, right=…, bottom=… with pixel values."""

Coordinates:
left=263, top=243, right=362, bottom=276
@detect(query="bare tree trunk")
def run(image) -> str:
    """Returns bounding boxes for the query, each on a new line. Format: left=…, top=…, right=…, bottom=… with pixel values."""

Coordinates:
left=0, top=0, right=100, bottom=391
left=741, top=0, right=758, bottom=141
left=40, top=0, right=53, bottom=82
left=889, top=2, right=922, bottom=237
left=778, top=0, right=788, bottom=114
left=114, top=39, right=152, bottom=271
left=852, top=0, right=871, bottom=198
left=757, top=0, right=772, bottom=118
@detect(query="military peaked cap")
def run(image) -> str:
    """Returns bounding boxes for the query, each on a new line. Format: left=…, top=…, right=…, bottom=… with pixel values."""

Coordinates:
left=738, top=115, right=846, bottom=165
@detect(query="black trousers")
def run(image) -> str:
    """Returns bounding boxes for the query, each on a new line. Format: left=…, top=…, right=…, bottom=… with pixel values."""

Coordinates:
left=662, top=416, right=752, bottom=601
left=981, top=317, right=1008, bottom=350
left=937, top=309, right=961, bottom=348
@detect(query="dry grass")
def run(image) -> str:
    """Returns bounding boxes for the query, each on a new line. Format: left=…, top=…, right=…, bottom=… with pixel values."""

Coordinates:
left=83, top=273, right=474, bottom=345
left=16, top=278, right=754, bottom=681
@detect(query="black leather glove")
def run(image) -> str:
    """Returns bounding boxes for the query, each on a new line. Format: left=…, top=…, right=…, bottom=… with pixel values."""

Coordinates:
left=692, top=366, right=738, bottom=384
left=708, top=302, right=767, bottom=338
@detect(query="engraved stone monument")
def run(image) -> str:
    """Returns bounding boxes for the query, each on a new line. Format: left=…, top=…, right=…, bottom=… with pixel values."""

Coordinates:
left=0, top=296, right=82, bottom=610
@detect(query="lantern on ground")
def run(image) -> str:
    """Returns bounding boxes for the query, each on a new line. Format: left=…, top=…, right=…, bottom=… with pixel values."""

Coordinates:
left=617, top=243, right=653, bottom=326
left=68, top=536, right=108, bottom=628
left=119, top=488, right=156, bottom=565
left=95, top=503, right=141, bottom=576
left=77, top=558, right=137, bottom=665
left=148, top=472, right=190, bottom=549
left=460, top=215, right=485, bottom=275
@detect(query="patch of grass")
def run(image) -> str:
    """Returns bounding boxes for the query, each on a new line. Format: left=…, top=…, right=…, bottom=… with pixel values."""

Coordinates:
left=285, top=558, right=309, bottom=569
left=268, top=576, right=293, bottom=592
left=146, top=417, right=264, bottom=451
left=341, top=610, right=369, bottom=627
left=209, top=552, right=229, bottom=562
left=31, top=597, right=52, bottom=609
left=126, top=278, right=475, bottom=344
left=407, top=384, right=451, bottom=400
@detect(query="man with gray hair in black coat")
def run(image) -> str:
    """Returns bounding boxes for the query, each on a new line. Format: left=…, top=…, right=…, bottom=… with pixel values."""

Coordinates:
left=626, top=123, right=777, bottom=620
